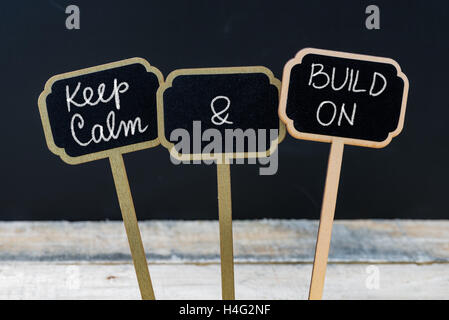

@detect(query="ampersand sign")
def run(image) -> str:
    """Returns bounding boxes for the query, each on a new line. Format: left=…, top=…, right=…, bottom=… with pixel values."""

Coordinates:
left=210, top=95, right=233, bottom=126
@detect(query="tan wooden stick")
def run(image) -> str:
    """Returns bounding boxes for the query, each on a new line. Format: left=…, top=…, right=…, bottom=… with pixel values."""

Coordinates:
left=109, top=153, right=155, bottom=300
left=216, top=162, right=235, bottom=300
left=309, top=139, right=344, bottom=300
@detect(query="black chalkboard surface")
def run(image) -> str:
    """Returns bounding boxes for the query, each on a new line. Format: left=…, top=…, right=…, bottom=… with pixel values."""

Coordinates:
left=157, top=67, right=285, bottom=160
left=279, top=48, right=409, bottom=148
left=38, top=58, right=163, bottom=164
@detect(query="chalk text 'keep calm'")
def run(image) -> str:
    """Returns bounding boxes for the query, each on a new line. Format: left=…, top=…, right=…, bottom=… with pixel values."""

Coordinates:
left=65, top=79, right=148, bottom=147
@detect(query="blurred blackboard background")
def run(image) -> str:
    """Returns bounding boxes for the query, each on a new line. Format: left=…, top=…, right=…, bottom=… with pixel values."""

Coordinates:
left=1, top=1, right=447, bottom=220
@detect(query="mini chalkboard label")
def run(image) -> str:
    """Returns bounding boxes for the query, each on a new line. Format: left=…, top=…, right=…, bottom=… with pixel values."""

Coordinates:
left=38, top=58, right=163, bottom=299
left=38, top=58, right=163, bottom=164
left=279, top=48, right=409, bottom=148
left=157, top=67, right=285, bottom=161
left=279, top=48, right=409, bottom=300
left=157, top=66, right=285, bottom=299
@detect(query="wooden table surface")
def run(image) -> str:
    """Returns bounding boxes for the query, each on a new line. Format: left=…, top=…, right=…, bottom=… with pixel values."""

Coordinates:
left=0, top=219, right=448, bottom=299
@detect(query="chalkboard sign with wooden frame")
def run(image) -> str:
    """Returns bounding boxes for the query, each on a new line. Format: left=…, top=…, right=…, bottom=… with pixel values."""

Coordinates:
left=157, top=66, right=285, bottom=300
left=37, top=58, right=163, bottom=300
left=38, top=58, right=163, bottom=165
left=279, top=48, right=409, bottom=148
left=157, top=66, right=286, bottom=162
left=279, top=48, right=409, bottom=300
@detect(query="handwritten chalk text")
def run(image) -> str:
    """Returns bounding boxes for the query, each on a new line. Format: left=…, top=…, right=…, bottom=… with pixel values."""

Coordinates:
left=65, top=79, right=148, bottom=146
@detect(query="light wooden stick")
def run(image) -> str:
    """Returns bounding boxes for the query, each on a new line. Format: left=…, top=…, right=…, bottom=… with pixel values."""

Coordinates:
left=216, top=162, right=235, bottom=300
left=309, top=139, right=344, bottom=300
left=109, top=153, right=155, bottom=300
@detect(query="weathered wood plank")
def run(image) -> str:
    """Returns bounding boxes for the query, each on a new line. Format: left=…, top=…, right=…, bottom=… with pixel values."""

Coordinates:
left=0, top=220, right=448, bottom=263
left=0, top=262, right=447, bottom=299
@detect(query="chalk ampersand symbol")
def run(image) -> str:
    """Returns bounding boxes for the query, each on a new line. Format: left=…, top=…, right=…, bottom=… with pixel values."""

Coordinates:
left=210, top=95, right=233, bottom=126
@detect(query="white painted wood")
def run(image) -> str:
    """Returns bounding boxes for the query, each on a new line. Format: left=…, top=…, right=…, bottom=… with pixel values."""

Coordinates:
left=0, top=220, right=448, bottom=299
left=0, top=220, right=448, bottom=263
left=0, top=262, right=447, bottom=300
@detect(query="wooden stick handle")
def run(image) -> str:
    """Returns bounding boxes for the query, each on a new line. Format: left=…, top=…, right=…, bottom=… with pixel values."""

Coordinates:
left=216, top=162, right=235, bottom=300
left=309, top=139, right=344, bottom=300
left=109, top=153, right=155, bottom=300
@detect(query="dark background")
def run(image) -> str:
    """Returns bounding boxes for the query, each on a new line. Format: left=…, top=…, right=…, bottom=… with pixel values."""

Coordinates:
left=1, top=1, right=447, bottom=220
